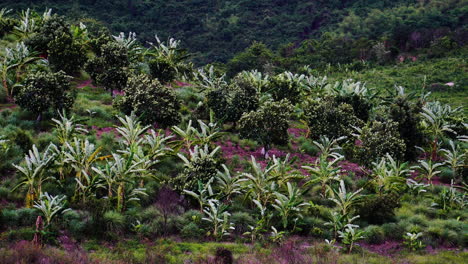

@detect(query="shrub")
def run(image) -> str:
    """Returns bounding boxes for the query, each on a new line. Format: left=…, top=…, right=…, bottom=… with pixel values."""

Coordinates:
left=181, top=222, right=205, bottom=239
left=115, top=74, right=181, bottom=127
left=387, top=96, right=424, bottom=161
left=239, top=99, right=293, bottom=151
left=304, top=98, right=363, bottom=139
left=85, top=41, right=129, bottom=94
left=15, top=71, right=74, bottom=117
left=207, top=75, right=259, bottom=124
left=354, top=120, right=406, bottom=165
left=268, top=74, right=301, bottom=104
left=149, top=57, right=177, bottom=84
left=358, top=194, right=401, bottom=224
left=364, top=225, right=385, bottom=244
left=381, top=222, right=405, bottom=240
left=103, top=210, right=126, bottom=234
left=231, top=212, right=255, bottom=235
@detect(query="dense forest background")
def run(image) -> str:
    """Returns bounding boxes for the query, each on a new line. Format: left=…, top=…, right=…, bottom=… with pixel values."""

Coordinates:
left=1, top=0, right=466, bottom=65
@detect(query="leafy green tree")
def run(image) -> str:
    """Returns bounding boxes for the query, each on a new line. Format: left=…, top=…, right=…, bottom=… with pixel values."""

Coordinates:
left=268, top=72, right=302, bottom=104
left=386, top=92, right=424, bottom=161
left=48, top=32, right=87, bottom=74
left=85, top=41, right=129, bottom=95
left=15, top=71, right=74, bottom=119
left=304, top=98, right=363, bottom=139
left=26, top=14, right=85, bottom=74
left=115, top=74, right=181, bottom=127
left=239, top=99, right=293, bottom=152
left=353, top=121, right=406, bottom=166
left=207, top=74, right=259, bottom=124
left=227, top=42, right=275, bottom=76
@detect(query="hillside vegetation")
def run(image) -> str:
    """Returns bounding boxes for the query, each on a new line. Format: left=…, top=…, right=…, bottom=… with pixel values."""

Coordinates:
left=0, top=2, right=466, bottom=264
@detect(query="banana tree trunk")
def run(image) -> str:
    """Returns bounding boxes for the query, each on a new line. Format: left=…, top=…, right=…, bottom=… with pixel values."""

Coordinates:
left=117, top=183, right=125, bottom=212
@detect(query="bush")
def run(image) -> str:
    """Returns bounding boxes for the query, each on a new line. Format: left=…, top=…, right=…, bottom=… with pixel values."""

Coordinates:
left=354, top=120, right=406, bottom=166
left=149, top=57, right=177, bottom=84
left=85, top=41, right=129, bottom=93
left=115, top=74, right=181, bottom=127
left=358, top=194, right=401, bottom=225
left=180, top=222, right=205, bottom=239
left=207, top=75, right=259, bottom=124
left=15, top=71, right=74, bottom=116
left=381, top=222, right=405, bottom=240
left=239, top=99, right=293, bottom=150
left=364, top=225, right=385, bottom=244
left=231, top=212, right=255, bottom=235
left=103, top=210, right=126, bottom=234
left=304, top=98, right=363, bottom=139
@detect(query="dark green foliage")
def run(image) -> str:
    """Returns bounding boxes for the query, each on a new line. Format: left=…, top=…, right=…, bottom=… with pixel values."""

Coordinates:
left=207, top=75, right=259, bottom=124
left=25, top=14, right=85, bottom=74
left=359, top=194, right=401, bottom=225
left=334, top=94, right=372, bottom=122
left=305, top=99, right=364, bottom=139
left=231, top=212, right=255, bottom=235
left=15, top=71, right=74, bottom=115
left=171, top=152, right=219, bottom=193
left=148, top=57, right=177, bottom=84
left=364, top=225, right=385, bottom=244
left=48, top=33, right=87, bottom=74
left=355, top=121, right=406, bottom=165
left=387, top=96, right=424, bottom=161
left=115, top=74, right=181, bottom=127
left=0, top=15, right=17, bottom=37
left=269, top=74, right=301, bottom=104
left=239, top=99, right=293, bottom=150
left=85, top=41, right=129, bottom=93
left=227, top=42, right=275, bottom=76
left=26, top=14, right=69, bottom=54
left=180, top=222, right=205, bottom=239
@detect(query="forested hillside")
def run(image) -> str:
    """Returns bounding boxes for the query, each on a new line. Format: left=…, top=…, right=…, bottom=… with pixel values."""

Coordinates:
left=1, top=0, right=466, bottom=64
left=0, top=1, right=467, bottom=263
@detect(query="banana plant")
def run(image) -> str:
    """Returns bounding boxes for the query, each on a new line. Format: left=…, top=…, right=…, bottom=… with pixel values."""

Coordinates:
left=329, top=180, right=363, bottom=219
left=338, top=224, right=365, bottom=253
left=63, top=138, right=110, bottom=201
left=240, top=156, right=280, bottom=208
left=144, top=129, right=174, bottom=159
left=202, top=199, right=235, bottom=240
left=243, top=198, right=271, bottom=242
left=215, top=164, right=246, bottom=201
left=33, top=192, right=70, bottom=228
left=1, top=42, right=44, bottom=99
left=183, top=178, right=215, bottom=211
left=171, top=119, right=222, bottom=151
left=313, top=135, right=346, bottom=159
left=406, top=179, right=430, bottom=196
left=52, top=111, right=88, bottom=145
left=421, top=102, right=457, bottom=160
left=302, top=153, right=343, bottom=197
left=412, top=159, right=444, bottom=185
left=271, top=182, right=308, bottom=229
left=441, top=140, right=466, bottom=183
left=369, top=155, right=407, bottom=194
left=325, top=212, right=360, bottom=239
left=13, top=145, right=57, bottom=207
left=270, top=154, right=304, bottom=186
left=92, top=152, right=147, bottom=212
left=193, top=65, right=228, bottom=92
left=116, top=114, right=150, bottom=151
